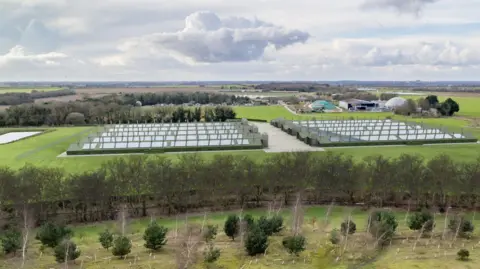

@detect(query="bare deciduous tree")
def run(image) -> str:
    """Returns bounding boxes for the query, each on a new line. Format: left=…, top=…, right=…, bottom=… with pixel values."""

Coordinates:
left=175, top=222, right=202, bottom=269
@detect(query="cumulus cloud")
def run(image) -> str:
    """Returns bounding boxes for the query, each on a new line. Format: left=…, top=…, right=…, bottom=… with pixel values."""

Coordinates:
left=2, top=0, right=480, bottom=80
left=361, top=0, right=440, bottom=15
left=0, top=45, right=68, bottom=67
left=121, top=11, right=310, bottom=63
left=336, top=40, right=480, bottom=67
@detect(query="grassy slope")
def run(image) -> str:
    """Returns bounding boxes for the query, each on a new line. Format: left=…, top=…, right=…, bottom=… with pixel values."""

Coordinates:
left=0, top=127, right=112, bottom=171
left=2, top=206, right=478, bottom=269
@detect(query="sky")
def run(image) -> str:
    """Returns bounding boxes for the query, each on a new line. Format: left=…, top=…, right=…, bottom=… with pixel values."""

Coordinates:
left=1, top=0, right=480, bottom=81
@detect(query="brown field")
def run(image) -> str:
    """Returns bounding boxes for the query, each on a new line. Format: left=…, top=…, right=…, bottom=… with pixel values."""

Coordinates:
left=30, top=86, right=222, bottom=104
left=75, top=86, right=221, bottom=95
left=33, top=94, right=86, bottom=103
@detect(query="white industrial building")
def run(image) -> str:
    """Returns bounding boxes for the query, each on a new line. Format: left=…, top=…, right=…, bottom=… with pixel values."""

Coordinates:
left=385, top=97, right=407, bottom=109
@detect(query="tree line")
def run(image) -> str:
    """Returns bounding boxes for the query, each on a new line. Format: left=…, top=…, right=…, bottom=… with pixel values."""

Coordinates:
left=0, top=89, right=76, bottom=106
left=1, top=152, right=479, bottom=227
left=122, top=92, right=250, bottom=106
left=395, top=95, right=460, bottom=116
left=0, top=95, right=239, bottom=127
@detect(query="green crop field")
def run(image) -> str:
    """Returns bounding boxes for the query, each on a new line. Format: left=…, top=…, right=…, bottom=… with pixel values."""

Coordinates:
left=2, top=205, right=479, bottom=269
left=0, top=87, right=62, bottom=93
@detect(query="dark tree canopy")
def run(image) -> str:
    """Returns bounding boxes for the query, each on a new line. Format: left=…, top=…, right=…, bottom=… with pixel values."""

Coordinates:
left=224, top=215, right=240, bottom=241
left=425, top=95, right=439, bottom=106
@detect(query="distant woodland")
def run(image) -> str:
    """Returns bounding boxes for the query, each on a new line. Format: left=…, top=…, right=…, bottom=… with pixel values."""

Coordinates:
left=0, top=92, right=244, bottom=127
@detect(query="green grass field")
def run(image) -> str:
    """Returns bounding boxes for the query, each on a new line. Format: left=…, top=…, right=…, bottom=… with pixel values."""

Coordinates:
left=0, top=87, right=62, bottom=93
left=382, top=94, right=480, bottom=118
left=2, top=206, right=479, bottom=269
left=0, top=103, right=479, bottom=173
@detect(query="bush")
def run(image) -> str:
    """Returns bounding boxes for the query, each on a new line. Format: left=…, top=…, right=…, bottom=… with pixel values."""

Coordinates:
left=407, top=210, right=434, bottom=232
left=270, top=215, right=284, bottom=234
left=368, top=210, right=398, bottom=246
left=36, top=223, right=73, bottom=248
left=340, top=219, right=356, bottom=236
left=245, top=224, right=269, bottom=256
left=457, top=249, right=469, bottom=261
left=282, top=235, right=306, bottom=256
left=143, top=222, right=168, bottom=251
left=224, top=215, right=240, bottom=241
left=203, top=225, right=218, bottom=243
left=1, top=228, right=21, bottom=255
left=98, top=230, right=114, bottom=250
left=112, top=236, right=132, bottom=258
left=256, top=215, right=283, bottom=236
left=448, top=216, right=474, bottom=238
left=329, top=229, right=341, bottom=245
left=65, top=112, right=86, bottom=125
left=257, top=216, right=274, bottom=236
left=54, top=240, right=81, bottom=263
left=243, top=214, right=255, bottom=229
left=204, top=243, right=221, bottom=263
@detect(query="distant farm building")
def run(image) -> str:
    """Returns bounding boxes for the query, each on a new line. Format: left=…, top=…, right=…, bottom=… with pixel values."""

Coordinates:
left=385, top=97, right=408, bottom=109
left=339, top=99, right=380, bottom=111
left=310, top=100, right=337, bottom=111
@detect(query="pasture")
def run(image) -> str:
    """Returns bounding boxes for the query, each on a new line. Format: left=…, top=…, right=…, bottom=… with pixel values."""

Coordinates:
left=0, top=87, right=62, bottom=93
left=1, top=91, right=480, bottom=172
left=0, top=105, right=479, bottom=173
left=1, top=206, right=479, bottom=269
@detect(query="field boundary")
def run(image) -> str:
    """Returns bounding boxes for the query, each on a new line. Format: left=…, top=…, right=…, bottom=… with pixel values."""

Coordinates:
left=0, top=129, right=53, bottom=145
left=15, top=127, right=97, bottom=160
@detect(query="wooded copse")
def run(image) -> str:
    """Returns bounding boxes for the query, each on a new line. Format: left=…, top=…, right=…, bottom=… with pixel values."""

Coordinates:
left=0, top=152, right=479, bottom=227
left=0, top=89, right=76, bottom=106
left=395, top=95, right=460, bottom=116
left=0, top=103, right=236, bottom=126
left=121, top=92, right=251, bottom=106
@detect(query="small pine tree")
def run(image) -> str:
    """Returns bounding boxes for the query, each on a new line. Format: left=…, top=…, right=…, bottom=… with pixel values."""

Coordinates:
left=224, top=215, right=240, bottom=241
left=282, top=235, right=306, bottom=256
left=36, top=223, right=73, bottom=248
left=112, top=236, right=132, bottom=258
left=98, top=230, right=114, bottom=250
left=457, top=249, right=469, bottom=261
left=407, top=210, right=434, bottom=232
left=203, top=224, right=218, bottom=243
left=143, top=222, right=168, bottom=251
left=243, top=214, right=255, bottom=228
left=340, top=219, right=357, bottom=236
left=257, top=216, right=274, bottom=236
left=1, top=228, right=21, bottom=255
left=368, top=210, right=398, bottom=246
left=54, top=240, right=81, bottom=263
left=449, top=216, right=475, bottom=238
left=329, top=229, right=340, bottom=245
left=204, top=243, right=221, bottom=263
left=245, top=224, right=268, bottom=256
left=270, top=215, right=284, bottom=234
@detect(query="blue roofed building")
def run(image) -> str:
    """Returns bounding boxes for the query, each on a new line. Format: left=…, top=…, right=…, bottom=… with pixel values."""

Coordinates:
left=310, top=100, right=337, bottom=111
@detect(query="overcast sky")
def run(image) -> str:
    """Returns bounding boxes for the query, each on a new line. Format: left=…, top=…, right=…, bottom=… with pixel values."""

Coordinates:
left=1, top=0, right=480, bottom=81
